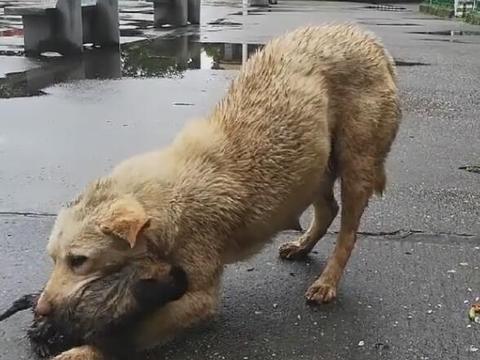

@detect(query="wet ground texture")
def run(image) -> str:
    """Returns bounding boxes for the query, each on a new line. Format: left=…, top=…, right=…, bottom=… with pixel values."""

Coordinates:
left=0, top=1, right=479, bottom=360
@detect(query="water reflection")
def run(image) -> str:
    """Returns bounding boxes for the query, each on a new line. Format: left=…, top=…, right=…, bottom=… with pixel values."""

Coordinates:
left=0, top=35, right=263, bottom=98
left=121, top=36, right=199, bottom=78
left=0, top=49, right=121, bottom=98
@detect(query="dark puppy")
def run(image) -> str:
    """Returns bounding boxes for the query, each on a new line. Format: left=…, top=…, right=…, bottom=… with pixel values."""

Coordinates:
left=1, top=260, right=187, bottom=360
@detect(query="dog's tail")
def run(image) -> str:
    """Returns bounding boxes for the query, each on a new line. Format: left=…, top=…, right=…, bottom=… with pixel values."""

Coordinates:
left=374, top=166, right=387, bottom=197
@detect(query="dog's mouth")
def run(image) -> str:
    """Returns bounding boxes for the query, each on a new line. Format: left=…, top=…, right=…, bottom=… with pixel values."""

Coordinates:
left=19, top=266, right=145, bottom=359
left=0, top=261, right=188, bottom=359
left=28, top=313, right=82, bottom=358
left=0, top=293, right=79, bottom=359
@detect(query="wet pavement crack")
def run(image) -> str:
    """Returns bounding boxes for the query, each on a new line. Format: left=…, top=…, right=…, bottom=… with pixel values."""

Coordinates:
left=394, top=60, right=429, bottom=67
left=326, top=229, right=477, bottom=239
left=173, top=102, right=195, bottom=106
left=459, top=165, right=480, bottom=174
left=0, top=211, right=56, bottom=218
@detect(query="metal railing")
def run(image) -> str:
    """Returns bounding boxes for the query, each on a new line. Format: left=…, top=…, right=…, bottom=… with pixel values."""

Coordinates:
left=428, top=0, right=454, bottom=8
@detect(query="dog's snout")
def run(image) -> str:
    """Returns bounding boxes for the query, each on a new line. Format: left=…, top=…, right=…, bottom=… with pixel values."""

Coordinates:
left=35, top=294, right=52, bottom=316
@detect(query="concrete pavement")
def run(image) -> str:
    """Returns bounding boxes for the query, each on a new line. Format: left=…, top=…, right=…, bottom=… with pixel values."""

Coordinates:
left=0, top=1, right=479, bottom=359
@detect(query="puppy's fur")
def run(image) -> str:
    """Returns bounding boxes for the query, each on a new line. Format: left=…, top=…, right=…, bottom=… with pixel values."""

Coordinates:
left=29, top=260, right=187, bottom=359
left=39, top=24, right=400, bottom=359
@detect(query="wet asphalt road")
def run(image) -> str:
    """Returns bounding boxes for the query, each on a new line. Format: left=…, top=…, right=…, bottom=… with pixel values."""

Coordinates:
left=0, top=1, right=479, bottom=359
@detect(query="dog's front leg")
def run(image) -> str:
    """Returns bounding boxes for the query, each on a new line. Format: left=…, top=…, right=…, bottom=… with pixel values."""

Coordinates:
left=52, top=345, right=103, bottom=360
left=135, top=288, right=219, bottom=349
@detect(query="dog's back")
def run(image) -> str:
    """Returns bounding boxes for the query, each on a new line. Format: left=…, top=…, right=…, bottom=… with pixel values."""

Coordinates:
left=110, top=24, right=400, bottom=262
left=204, top=25, right=400, bottom=260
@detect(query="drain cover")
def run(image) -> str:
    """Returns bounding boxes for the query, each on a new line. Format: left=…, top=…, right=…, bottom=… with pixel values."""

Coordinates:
left=364, top=5, right=408, bottom=11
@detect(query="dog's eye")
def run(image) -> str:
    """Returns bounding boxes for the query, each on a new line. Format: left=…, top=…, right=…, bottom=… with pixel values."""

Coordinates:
left=69, top=255, right=88, bottom=269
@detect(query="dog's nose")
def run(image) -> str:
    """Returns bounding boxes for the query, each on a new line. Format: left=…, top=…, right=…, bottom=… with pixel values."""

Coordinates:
left=35, top=294, right=52, bottom=316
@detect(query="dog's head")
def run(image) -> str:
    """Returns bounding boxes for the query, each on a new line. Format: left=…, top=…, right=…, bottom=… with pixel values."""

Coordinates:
left=33, top=179, right=187, bottom=356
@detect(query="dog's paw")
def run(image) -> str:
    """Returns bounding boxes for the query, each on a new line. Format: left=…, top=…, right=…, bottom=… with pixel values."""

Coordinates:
left=52, top=346, right=102, bottom=360
left=305, top=280, right=337, bottom=304
left=279, top=241, right=310, bottom=260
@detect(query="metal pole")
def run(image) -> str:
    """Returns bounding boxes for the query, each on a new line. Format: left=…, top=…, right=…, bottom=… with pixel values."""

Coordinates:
left=242, top=43, right=248, bottom=65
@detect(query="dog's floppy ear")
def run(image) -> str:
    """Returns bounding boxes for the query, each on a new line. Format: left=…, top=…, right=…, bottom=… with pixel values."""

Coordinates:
left=133, top=265, right=188, bottom=310
left=98, top=196, right=151, bottom=248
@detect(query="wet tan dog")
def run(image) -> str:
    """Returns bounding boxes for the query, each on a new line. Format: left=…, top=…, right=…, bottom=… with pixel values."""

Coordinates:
left=37, top=24, right=400, bottom=359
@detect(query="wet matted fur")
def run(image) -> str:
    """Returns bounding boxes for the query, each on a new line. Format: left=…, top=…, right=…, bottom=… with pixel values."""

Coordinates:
left=0, top=262, right=188, bottom=359
left=26, top=261, right=187, bottom=359
left=30, top=24, right=400, bottom=359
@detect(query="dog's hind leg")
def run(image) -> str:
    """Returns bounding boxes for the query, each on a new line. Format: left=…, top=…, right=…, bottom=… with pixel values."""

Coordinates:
left=303, top=79, right=399, bottom=304
left=305, top=159, right=380, bottom=304
left=279, top=171, right=338, bottom=260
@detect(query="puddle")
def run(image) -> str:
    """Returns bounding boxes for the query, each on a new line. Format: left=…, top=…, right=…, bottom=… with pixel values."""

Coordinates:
left=208, top=19, right=243, bottom=27
left=364, top=23, right=422, bottom=27
left=410, top=30, right=480, bottom=36
left=419, top=38, right=471, bottom=44
left=404, top=17, right=450, bottom=20
left=0, top=36, right=263, bottom=99
left=230, top=11, right=264, bottom=16
left=230, top=6, right=312, bottom=16
left=411, top=30, right=480, bottom=44
left=0, top=33, right=434, bottom=99
left=120, top=28, right=146, bottom=37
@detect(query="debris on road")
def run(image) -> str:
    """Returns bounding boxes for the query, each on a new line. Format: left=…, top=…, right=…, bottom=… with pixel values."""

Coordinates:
left=468, top=303, right=480, bottom=323
left=0, top=293, right=38, bottom=322
left=459, top=165, right=480, bottom=174
left=468, top=345, right=479, bottom=353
